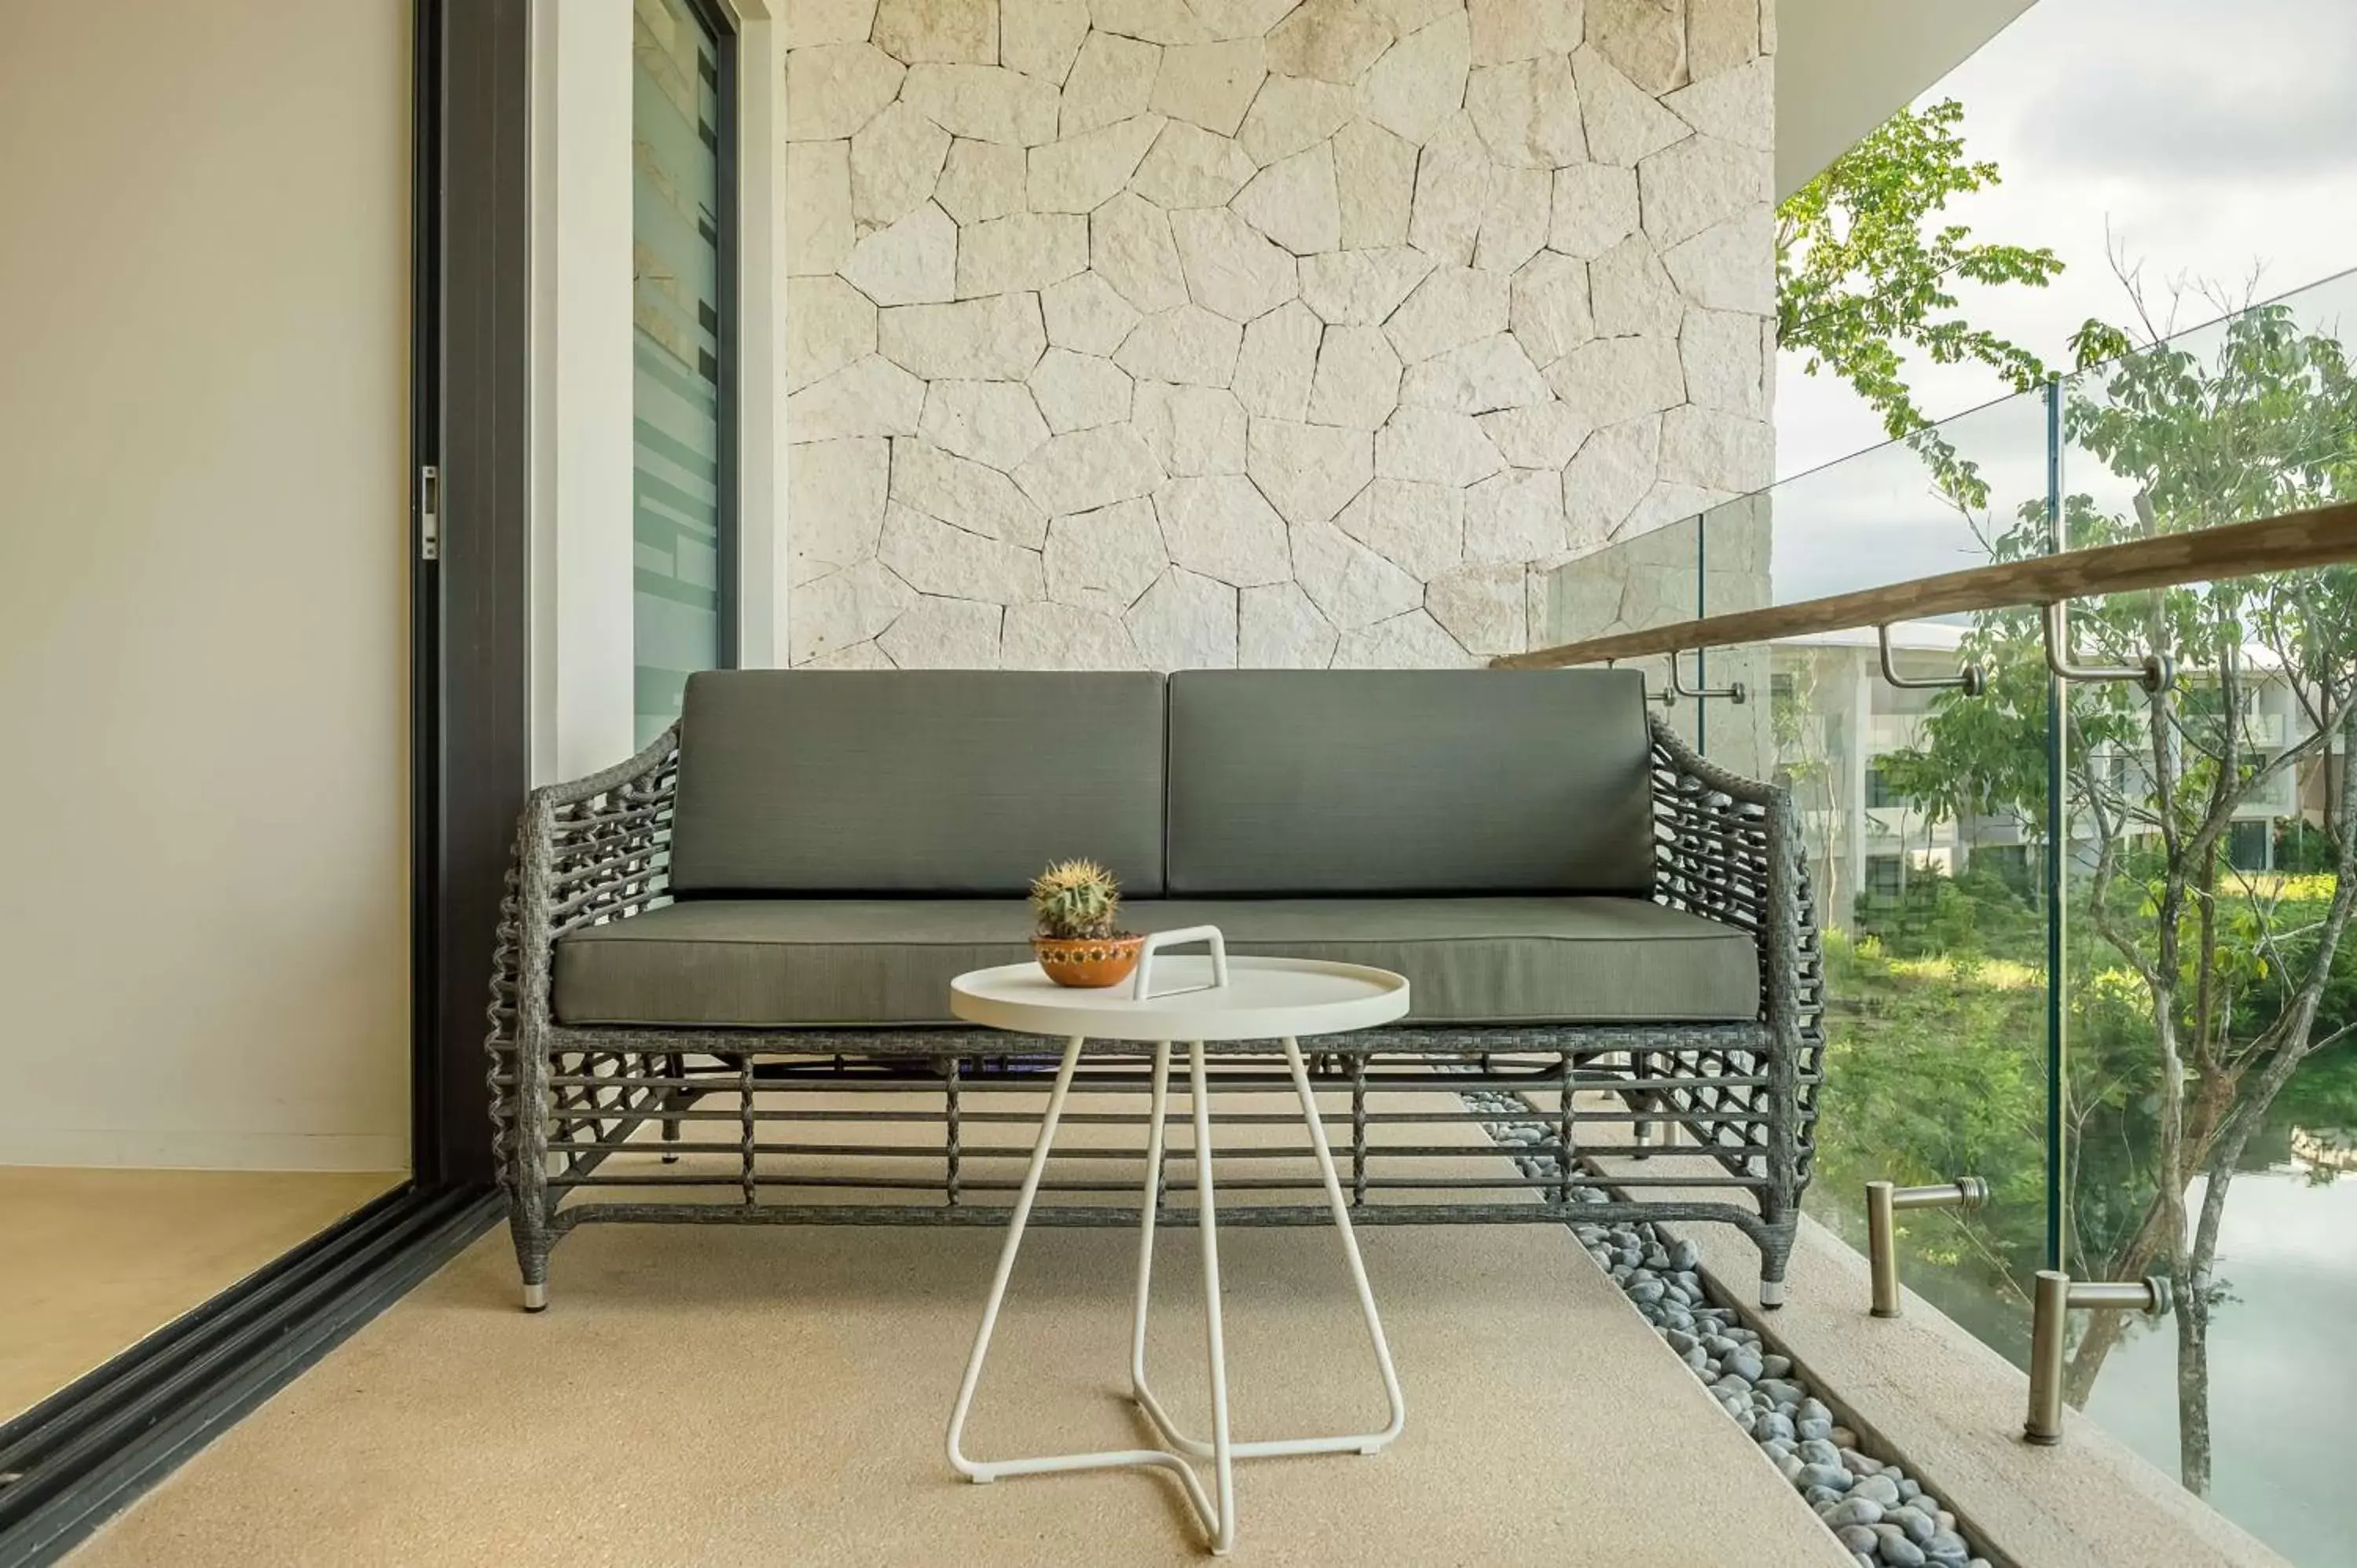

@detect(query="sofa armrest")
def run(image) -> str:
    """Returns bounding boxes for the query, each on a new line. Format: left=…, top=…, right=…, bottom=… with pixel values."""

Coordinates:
left=487, top=725, right=682, bottom=1178
left=1644, top=717, right=1827, bottom=1181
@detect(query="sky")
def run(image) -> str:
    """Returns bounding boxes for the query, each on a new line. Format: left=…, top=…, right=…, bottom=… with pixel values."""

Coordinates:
left=1775, top=0, right=2357, bottom=480
left=1758, top=0, right=2357, bottom=605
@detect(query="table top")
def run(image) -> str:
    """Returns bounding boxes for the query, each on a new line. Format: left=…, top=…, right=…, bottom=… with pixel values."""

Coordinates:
left=949, top=955, right=1409, bottom=1043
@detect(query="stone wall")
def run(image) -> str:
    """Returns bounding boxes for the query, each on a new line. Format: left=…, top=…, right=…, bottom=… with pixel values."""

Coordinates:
left=783, top=0, right=1775, bottom=669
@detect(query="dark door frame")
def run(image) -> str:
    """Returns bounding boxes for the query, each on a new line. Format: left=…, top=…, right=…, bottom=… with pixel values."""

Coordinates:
left=415, top=0, right=533, bottom=1186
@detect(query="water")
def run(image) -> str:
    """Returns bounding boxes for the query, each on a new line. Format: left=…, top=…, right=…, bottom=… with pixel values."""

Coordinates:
left=2083, top=1158, right=2357, bottom=1566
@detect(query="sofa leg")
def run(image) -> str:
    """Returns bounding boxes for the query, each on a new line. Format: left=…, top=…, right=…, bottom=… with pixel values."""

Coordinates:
left=1757, top=1217, right=1798, bottom=1310
left=511, top=1215, right=551, bottom=1313
left=661, top=1052, right=685, bottom=1163
left=1627, top=1050, right=1654, bottom=1160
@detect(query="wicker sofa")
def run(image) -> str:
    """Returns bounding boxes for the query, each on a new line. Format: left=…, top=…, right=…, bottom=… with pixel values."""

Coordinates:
left=488, top=669, right=1823, bottom=1310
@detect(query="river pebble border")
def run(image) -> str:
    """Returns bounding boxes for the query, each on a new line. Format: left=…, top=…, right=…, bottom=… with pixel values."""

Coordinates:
left=1457, top=1087, right=1996, bottom=1568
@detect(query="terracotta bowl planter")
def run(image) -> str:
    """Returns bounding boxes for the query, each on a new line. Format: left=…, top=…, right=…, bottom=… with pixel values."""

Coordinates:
left=1033, top=932, right=1145, bottom=989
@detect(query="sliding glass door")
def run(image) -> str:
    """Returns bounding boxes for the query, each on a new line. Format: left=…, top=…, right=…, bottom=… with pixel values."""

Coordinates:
left=632, top=0, right=735, bottom=745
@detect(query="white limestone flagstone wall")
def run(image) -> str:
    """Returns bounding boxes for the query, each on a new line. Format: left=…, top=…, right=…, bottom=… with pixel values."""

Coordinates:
left=783, top=0, right=1775, bottom=669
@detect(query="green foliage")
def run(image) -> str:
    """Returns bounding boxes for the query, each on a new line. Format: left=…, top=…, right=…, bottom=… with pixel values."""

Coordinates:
left=1028, top=859, right=1121, bottom=940
left=2279, top=820, right=2340, bottom=874
left=1807, top=930, right=2052, bottom=1346
left=1777, top=99, right=2065, bottom=444
left=1853, top=863, right=2044, bottom=963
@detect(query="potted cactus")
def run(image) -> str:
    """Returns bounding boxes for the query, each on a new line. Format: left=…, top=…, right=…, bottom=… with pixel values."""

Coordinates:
left=1029, top=859, right=1144, bottom=988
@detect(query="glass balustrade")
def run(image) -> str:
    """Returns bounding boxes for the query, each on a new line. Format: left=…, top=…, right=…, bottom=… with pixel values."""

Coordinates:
left=1699, top=387, right=2062, bottom=1372
left=1539, top=266, right=2357, bottom=1565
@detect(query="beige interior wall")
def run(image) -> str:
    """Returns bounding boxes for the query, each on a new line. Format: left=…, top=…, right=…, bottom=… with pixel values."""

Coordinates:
left=0, top=0, right=412, bottom=1170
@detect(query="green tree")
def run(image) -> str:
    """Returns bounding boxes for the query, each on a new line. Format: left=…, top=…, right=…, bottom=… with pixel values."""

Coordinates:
left=1779, top=99, right=2065, bottom=441
left=1887, top=280, right=2357, bottom=1495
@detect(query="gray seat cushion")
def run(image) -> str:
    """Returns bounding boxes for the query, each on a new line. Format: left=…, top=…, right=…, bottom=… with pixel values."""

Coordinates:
left=552, top=897, right=1758, bottom=1028
left=1164, top=669, right=1656, bottom=897
left=668, top=670, right=1168, bottom=896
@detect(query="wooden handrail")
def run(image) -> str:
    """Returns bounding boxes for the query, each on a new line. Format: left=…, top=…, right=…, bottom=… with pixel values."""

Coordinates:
left=1493, top=500, right=2357, bottom=670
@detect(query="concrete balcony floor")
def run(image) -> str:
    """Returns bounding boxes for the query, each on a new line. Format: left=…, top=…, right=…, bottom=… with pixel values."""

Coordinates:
left=2, top=1167, right=401, bottom=1423
left=65, top=1090, right=1853, bottom=1566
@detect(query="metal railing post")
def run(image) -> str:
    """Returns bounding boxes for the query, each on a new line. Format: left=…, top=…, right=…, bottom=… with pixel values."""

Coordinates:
left=2023, top=1270, right=2170, bottom=1444
left=1864, top=1178, right=1989, bottom=1317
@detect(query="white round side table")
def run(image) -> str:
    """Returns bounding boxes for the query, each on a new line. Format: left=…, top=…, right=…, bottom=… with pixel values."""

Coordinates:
left=943, top=927, right=1410, bottom=1556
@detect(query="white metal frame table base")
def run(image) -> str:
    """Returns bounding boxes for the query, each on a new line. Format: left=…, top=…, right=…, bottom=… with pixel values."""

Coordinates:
left=944, top=1029, right=1406, bottom=1555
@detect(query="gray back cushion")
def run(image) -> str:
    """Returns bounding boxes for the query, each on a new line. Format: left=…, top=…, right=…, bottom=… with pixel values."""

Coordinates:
left=670, top=671, right=1168, bottom=896
left=1165, top=670, right=1655, bottom=896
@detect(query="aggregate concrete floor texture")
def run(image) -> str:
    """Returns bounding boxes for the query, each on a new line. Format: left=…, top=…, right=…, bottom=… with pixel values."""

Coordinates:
left=68, top=1086, right=1852, bottom=1566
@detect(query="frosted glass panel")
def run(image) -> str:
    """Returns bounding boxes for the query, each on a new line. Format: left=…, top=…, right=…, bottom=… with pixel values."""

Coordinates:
left=633, top=0, right=725, bottom=746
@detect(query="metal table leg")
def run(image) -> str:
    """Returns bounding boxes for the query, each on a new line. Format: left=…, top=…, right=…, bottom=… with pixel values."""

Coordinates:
left=948, top=1034, right=1405, bottom=1558
left=1132, top=1037, right=1406, bottom=1470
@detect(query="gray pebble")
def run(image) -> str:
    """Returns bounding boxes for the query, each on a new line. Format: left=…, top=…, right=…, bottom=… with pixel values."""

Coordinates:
left=1853, top=1475, right=1903, bottom=1508
left=1466, top=1093, right=1996, bottom=1568
left=1873, top=1526, right=1926, bottom=1568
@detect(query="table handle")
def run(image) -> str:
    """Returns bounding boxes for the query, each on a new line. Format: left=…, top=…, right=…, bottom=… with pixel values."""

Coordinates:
left=1132, top=925, right=1229, bottom=1002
